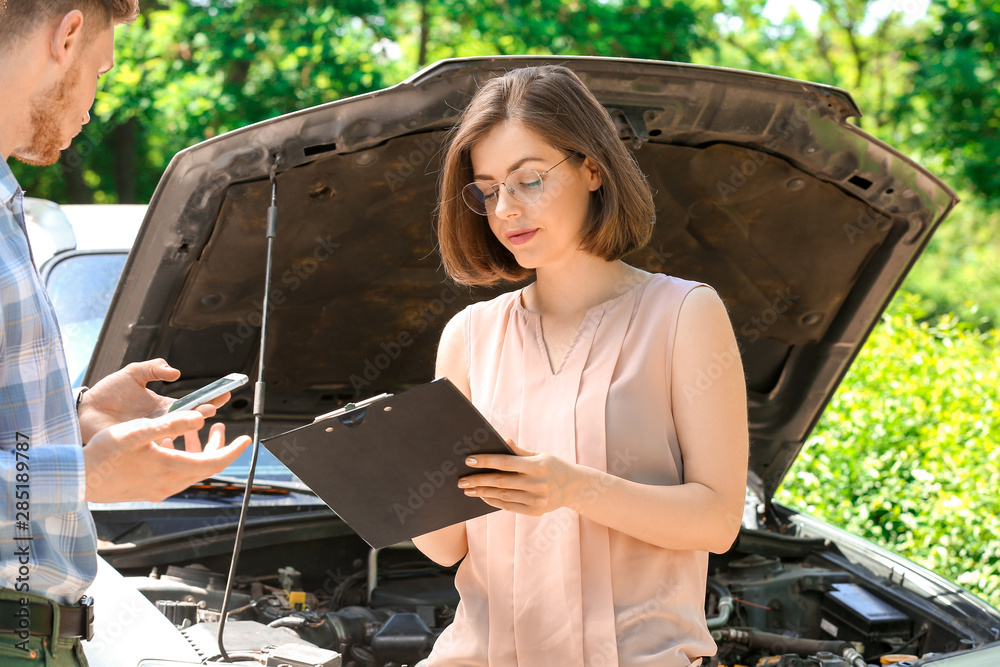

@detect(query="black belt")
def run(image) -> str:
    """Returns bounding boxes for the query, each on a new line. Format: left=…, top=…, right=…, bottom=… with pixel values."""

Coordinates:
left=0, top=595, right=93, bottom=640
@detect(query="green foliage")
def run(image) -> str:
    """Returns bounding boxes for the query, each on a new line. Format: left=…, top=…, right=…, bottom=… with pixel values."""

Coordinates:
left=777, top=291, right=1000, bottom=607
left=899, top=0, right=1000, bottom=206
left=418, top=0, right=707, bottom=61
left=903, top=195, right=1000, bottom=331
left=9, top=0, right=707, bottom=205
left=12, top=0, right=403, bottom=204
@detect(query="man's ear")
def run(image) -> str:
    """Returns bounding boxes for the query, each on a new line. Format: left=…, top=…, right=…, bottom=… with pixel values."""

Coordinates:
left=50, top=10, right=86, bottom=66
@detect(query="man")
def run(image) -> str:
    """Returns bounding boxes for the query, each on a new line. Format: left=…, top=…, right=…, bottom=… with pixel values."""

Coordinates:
left=0, top=2, right=252, bottom=662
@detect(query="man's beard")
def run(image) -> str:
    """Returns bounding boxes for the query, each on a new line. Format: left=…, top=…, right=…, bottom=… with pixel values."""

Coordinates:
left=11, top=62, right=80, bottom=167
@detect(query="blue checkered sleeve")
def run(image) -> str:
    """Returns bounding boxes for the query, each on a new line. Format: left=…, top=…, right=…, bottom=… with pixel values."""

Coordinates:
left=0, top=158, right=98, bottom=604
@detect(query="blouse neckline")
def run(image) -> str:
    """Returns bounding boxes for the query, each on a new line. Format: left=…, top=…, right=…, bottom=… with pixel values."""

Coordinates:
left=513, top=271, right=658, bottom=321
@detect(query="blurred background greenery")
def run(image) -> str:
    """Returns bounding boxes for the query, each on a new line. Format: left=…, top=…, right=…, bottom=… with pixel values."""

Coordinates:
left=12, top=0, right=998, bottom=605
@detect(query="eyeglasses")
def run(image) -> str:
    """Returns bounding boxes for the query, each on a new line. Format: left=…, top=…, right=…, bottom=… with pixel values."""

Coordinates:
left=461, top=153, right=580, bottom=216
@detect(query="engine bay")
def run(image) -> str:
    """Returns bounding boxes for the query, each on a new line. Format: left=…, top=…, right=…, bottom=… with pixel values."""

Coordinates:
left=102, top=510, right=996, bottom=667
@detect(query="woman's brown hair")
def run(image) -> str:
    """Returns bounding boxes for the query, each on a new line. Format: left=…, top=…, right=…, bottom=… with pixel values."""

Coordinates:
left=437, top=65, right=655, bottom=286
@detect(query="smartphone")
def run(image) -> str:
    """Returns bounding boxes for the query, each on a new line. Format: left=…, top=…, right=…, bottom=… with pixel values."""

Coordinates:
left=145, top=373, right=249, bottom=418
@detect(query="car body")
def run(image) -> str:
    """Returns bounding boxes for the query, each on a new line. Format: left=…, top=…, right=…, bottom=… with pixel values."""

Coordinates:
left=63, top=56, right=998, bottom=665
left=24, top=199, right=146, bottom=385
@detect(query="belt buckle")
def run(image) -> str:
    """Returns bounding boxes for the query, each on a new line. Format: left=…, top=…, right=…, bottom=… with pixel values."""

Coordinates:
left=78, top=595, right=94, bottom=641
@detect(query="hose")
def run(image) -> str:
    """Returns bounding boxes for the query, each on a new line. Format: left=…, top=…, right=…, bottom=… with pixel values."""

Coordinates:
left=705, top=579, right=735, bottom=629
left=713, top=627, right=856, bottom=659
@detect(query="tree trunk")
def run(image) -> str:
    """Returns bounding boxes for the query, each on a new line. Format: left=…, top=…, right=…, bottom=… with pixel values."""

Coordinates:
left=113, top=118, right=138, bottom=204
left=60, top=151, right=94, bottom=204
left=419, top=0, right=430, bottom=67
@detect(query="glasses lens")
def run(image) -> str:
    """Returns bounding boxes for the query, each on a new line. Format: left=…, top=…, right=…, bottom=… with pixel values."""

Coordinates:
left=462, top=183, right=496, bottom=215
left=506, top=168, right=544, bottom=204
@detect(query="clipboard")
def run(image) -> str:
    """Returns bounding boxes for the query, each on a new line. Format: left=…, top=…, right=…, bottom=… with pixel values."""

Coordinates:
left=262, top=377, right=513, bottom=549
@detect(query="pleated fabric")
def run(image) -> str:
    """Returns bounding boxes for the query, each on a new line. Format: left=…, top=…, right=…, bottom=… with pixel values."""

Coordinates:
left=427, top=273, right=717, bottom=667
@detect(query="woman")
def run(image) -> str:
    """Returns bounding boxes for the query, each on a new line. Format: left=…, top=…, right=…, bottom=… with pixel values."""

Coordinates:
left=413, top=65, right=749, bottom=666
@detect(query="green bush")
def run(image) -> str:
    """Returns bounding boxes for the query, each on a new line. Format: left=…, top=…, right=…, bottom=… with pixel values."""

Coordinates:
left=904, top=198, right=1000, bottom=332
left=776, top=290, right=1000, bottom=608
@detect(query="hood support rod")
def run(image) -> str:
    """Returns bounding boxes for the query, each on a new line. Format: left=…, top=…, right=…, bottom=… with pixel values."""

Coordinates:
left=217, top=153, right=282, bottom=663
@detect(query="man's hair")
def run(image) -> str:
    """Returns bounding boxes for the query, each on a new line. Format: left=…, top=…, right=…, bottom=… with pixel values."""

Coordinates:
left=0, top=0, right=139, bottom=48
left=436, top=65, right=656, bottom=286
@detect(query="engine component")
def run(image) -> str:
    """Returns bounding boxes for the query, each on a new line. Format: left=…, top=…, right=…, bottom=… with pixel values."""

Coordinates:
left=130, top=564, right=251, bottom=614
left=821, top=583, right=911, bottom=642
left=279, top=566, right=309, bottom=611
left=134, top=642, right=342, bottom=667
left=370, top=613, right=436, bottom=665
left=755, top=652, right=852, bottom=666
left=279, top=566, right=304, bottom=591
left=728, top=554, right=785, bottom=579
left=265, top=642, right=342, bottom=667
left=155, top=599, right=199, bottom=628
left=180, top=619, right=316, bottom=662
left=713, top=627, right=856, bottom=661
left=272, top=606, right=391, bottom=657
left=707, top=579, right=735, bottom=629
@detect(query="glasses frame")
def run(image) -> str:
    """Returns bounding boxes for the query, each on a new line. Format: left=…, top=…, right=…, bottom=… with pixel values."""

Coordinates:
left=462, top=152, right=581, bottom=216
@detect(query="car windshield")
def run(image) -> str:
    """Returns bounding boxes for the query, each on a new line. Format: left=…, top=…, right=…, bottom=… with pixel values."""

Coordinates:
left=42, top=250, right=295, bottom=484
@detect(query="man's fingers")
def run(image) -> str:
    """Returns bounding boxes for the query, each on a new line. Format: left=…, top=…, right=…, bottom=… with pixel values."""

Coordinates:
left=183, top=430, right=202, bottom=454
left=125, top=358, right=181, bottom=385
left=193, top=435, right=252, bottom=476
left=107, top=410, right=207, bottom=448
left=204, top=391, right=231, bottom=411
left=194, top=402, right=219, bottom=419
left=203, top=423, right=227, bottom=453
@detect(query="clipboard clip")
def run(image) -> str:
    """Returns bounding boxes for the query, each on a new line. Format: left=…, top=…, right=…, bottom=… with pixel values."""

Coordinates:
left=338, top=407, right=367, bottom=427
left=314, top=393, right=392, bottom=426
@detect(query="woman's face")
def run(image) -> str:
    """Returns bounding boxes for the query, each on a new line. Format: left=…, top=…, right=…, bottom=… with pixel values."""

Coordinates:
left=468, top=121, right=602, bottom=271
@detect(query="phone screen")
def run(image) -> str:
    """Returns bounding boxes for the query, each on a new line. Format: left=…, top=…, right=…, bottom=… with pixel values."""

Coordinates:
left=145, top=373, right=249, bottom=418
left=169, top=374, right=247, bottom=413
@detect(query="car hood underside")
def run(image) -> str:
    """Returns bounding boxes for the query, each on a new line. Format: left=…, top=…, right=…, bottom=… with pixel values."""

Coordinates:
left=86, top=56, right=958, bottom=500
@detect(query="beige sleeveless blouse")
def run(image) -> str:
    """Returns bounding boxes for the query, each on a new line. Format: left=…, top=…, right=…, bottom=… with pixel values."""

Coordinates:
left=427, top=273, right=717, bottom=666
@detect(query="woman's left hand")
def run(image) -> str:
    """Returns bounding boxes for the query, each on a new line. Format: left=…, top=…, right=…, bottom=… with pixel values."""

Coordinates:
left=458, top=439, right=583, bottom=516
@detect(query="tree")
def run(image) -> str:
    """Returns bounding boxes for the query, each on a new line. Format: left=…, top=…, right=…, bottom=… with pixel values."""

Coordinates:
left=899, top=0, right=1000, bottom=204
left=12, top=0, right=402, bottom=204
left=11, top=0, right=707, bottom=205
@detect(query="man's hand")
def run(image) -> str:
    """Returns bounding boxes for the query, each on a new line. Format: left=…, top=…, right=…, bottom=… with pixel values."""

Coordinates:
left=77, top=359, right=230, bottom=444
left=84, top=411, right=252, bottom=503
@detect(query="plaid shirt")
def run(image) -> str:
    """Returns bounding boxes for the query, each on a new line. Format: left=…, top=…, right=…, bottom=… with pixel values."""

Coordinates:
left=0, top=158, right=97, bottom=604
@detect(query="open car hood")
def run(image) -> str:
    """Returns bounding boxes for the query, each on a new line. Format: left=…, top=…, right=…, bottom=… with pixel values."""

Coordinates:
left=87, top=56, right=957, bottom=502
